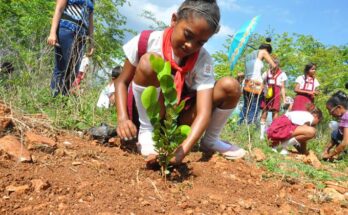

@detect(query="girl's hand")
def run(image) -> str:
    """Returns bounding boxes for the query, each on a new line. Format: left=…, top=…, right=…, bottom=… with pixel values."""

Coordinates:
left=116, top=119, right=137, bottom=141
left=47, top=33, right=58, bottom=46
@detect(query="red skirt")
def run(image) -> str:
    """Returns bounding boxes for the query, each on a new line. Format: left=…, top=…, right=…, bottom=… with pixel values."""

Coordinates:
left=261, top=85, right=281, bottom=111
left=291, top=94, right=313, bottom=111
left=267, top=115, right=297, bottom=145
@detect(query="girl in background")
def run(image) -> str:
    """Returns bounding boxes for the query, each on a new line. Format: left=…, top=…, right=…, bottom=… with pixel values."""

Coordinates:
left=267, top=106, right=322, bottom=155
left=238, top=38, right=276, bottom=125
left=291, top=63, right=319, bottom=111
left=260, top=58, right=287, bottom=140
left=322, top=91, right=348, bottom=161
left=48, top=0, right=94, bottom=96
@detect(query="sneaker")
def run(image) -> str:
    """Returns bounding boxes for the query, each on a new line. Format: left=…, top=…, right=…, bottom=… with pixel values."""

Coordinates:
left=280, top=148, right=289, bottom=155
left=271, top=147, right=278, bottom=153
left=201, top=140, right=246, bottom=160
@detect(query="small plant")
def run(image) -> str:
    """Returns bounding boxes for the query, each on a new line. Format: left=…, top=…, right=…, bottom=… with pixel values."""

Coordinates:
left=141, top=55, right=191, bottom=177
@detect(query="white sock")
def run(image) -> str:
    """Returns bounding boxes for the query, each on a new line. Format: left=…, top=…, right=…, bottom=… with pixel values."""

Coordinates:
left=132, top=81, right=160, bottom=156
left=281, top=137, right=300, bottom=150
left=260, top=122, right=266, bottom=139
left=201, top=107, right=233, bottom=150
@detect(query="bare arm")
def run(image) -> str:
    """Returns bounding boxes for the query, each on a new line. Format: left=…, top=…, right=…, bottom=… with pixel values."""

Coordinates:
left=328, top=127, right=348, bottom=158
left=47, top=0, right=67, bottom=46
left=259, top=49, right=276, bottom=68
left=115, top=59, right=137, bottom=140
left=86, top=12, right=94, bottom=56
left=281, top=81, right=286, bottom=103
left=294, top=83, right=314, bottom=96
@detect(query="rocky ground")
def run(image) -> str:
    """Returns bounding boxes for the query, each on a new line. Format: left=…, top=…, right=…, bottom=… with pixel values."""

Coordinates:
left=1, top=102, right=348, bottom=215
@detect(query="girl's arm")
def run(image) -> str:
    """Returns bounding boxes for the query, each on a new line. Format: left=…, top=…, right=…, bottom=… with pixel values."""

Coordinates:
left=281, top=81, right=286, bottom=103
left=174, top=88, right=213, bottom=162
left=115, top=59, right=137, bottom=140
left=294, top=83, right=314, bottom=96
left=47, top=0, right=67, bottom=46
left=259, top=50, right=276, bottom=69
left=86, top=12, right=94, bottom=56
left=329, top=127, right=348, bottom=158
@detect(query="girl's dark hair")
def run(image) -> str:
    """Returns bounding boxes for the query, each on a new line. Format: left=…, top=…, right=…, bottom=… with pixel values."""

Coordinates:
left=327, top=90, right=348, bottom=109
left=111, top=66, right=122, bottom=78
left=177, top=0, right=220, bottom=33
left=259, top=37, right=272, bottom=54
left=310, top=107, right=323, bottom=122
left=304, top=62, right=316, bottom=75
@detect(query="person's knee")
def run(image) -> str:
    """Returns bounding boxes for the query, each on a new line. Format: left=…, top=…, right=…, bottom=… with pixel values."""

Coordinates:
left=218, top=77, right=241, bottom=98
left=134, top=53, right=160, bottom=85
left=307, top=127, right=316, bottom=139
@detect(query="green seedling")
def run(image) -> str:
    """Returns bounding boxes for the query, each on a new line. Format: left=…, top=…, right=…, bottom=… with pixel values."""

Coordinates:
left=141, top=54, right=191, bottom=177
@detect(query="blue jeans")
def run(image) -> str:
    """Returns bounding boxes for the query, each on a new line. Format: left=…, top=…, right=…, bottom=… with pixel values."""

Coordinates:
left=50, top=28, right=85, bottom=96
left=238, top=90, right=262, bottom=125
left=331, top=128, right=343, bottom=145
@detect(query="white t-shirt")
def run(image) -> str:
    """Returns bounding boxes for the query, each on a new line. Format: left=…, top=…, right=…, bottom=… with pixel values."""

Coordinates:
left=79, top=56, right=90, bottom=73
left=97, top=83, right=115, bottom=108
left=285, top=111, right=314, bottom=126
left=295, top=75, right=319, bottom=91
left=262, top=70, right=287, bottom=86
left=245, top=50, right=264, bottom=82
left=122, top=30, right=215, bottom=92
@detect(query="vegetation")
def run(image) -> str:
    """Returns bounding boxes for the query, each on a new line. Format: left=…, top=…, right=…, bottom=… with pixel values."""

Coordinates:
left=0, top=1, right=347, bottom=185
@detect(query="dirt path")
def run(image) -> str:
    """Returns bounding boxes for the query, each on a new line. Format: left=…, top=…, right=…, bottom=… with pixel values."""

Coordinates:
left=0, top=134, right=346, bottom=215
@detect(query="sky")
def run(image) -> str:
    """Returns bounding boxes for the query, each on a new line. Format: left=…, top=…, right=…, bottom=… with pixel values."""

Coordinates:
left=119, top=0, right=348, bottom=54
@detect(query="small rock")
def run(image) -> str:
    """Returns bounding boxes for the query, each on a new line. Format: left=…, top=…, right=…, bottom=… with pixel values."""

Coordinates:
left=31, top=179, right=50, bottom=192
left=25, top=131, right=56, bottom=153
left=5, top=184, right=30, bottom=194
left=303, top=150, right=321, bottom=169
left=72, top=161, right=82, bottom=166
left=238, top=199, right=253, bottom=209
left=0, top=135, right=32, bottom=162
left=344, top=192, right=348, bottom=201
left=323, top=188, right=346, bottom=203
left=252, top=148, right=266, bottom=162
left=304, top=183, right=316, bottom=190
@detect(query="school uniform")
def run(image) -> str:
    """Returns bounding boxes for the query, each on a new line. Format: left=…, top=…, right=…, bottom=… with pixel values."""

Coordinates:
left=332, top=111, right=348, bottom=145
left=260, top=69, right=287, bottom=111
left=291, top=75, right=319, bottom=111
left=267, top=111, right=314, bottom=145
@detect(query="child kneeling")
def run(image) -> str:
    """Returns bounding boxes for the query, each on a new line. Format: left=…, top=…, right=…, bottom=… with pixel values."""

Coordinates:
left=322, top=91, right=348, bottom=161
left=267, top=107, right=322, bottom=155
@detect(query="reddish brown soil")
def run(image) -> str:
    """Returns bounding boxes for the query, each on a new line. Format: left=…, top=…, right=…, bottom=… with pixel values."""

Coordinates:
left=0, top=134, right=347, bottom=215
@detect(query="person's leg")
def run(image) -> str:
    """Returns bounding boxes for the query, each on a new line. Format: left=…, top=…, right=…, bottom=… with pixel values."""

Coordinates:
left=290, top=125, right=316, bottom=154
left=51, top=28, right=75, bottom=96
left=199, top=77, right=245, bottom=159
left=238, top=90, right=249, bottom=124
left=132, top=53, right=162, bottom=156
left=63, top=35, right=85, bottom=95
left=260, top=110, right=268, bottom=140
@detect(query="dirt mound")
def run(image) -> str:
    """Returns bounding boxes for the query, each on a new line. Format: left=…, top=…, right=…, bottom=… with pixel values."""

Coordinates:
left=0, top=134, right=346, bottom=214
left=0, top=102, right=346, bottom=214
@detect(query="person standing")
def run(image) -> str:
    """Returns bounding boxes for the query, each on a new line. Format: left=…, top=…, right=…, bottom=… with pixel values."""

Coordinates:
left=47, top=0, right=94, bottom=96
left=239, top=38, right=276, bottom=125
left=291, top=63, right=320, bottom=111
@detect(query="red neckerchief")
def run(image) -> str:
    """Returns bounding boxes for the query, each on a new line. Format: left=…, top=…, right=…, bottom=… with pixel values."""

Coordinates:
left=162, top=27, right=200, bottom=103
left=267, top=68, right=281, bottom=85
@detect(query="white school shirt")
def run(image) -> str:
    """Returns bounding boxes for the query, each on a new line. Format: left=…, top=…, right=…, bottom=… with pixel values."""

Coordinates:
left=262, top=70, right=288, bottom=86
left=245, top=50, right=264, bottom=82
left=295, top=75, right=319, bottom=91
left=79, top=56, right=90, bottom=73
left=122, top=30, right=215, bottom=91
left=285, top=111, right=314, bottom=126
left=97, top=83, right=115, bottom=108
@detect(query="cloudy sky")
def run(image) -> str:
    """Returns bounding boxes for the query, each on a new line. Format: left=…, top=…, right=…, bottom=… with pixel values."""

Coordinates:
left=119, top=0, right=348, bottom=54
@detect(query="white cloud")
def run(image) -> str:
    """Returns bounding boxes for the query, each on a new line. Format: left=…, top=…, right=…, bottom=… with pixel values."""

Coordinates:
left=216, top=24, right=235, bottom=38
left=218, top=0, right=241, bottom=11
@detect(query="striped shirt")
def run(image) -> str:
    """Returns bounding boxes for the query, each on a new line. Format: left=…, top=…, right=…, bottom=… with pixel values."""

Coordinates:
left=59, top=0, right=94, bottom=35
